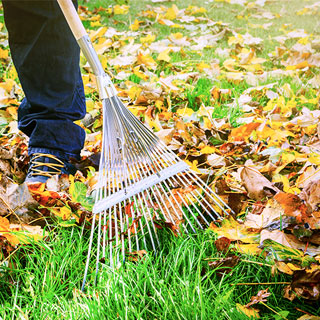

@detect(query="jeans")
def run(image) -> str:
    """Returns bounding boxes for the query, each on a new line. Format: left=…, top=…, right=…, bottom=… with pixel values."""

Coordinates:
left=2, top=0, right=86, bottom=161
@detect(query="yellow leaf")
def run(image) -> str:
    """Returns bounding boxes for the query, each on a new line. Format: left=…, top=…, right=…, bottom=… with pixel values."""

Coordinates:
left=128, top=106, right=146, bottom=117
left=128, top=86, right=142, bottom=100
left=196, top=62, right=210, bottom=72
left=223, top=59, right=238, bottom=72
left=308, top=154, right=320, bottom=165
left=157, top=49, right=171, bottom=62
left=308, top=97, right=319, bottom=104
left=200, top=146, right=217, bottom=155
left=140, top=34, right=156, bottom=44
left=170, top=24, right=184, bottom=29
left=203, top=117, right=213, bottom=130
left=228, top=33, right=243, bottom=46
left=286, top=60, right=309, bottom=70
left=176, top=107, right=194, bottom=117
left=236, top=304, right=260, bottom=318
left=90, top=26, right=108, bottom=42
left=186, top=5, right=207, bottom=15
left=287, top=263, right=303, bottom=271
left=113, top=4, right=130, bottom=15
left=303, top=124, right=317, bottom=135
left=185, top=160, right=201, bottom=173
left=0, top=47, right=8, bottom=60
left=11, top=225, right=46, bottom=244
left=86, top=99, right=97, bottom=113
left=272, top=174, right=290, bottom=193
left=6, top=65, right=18, bottom=80
left=90, top=21, right=102, bottom=28
left=137, top=52, right=157, bottom=68
left=50, top=206, right=72, bottom=221
left=164, top=5, right=179, bottom=20
left=133, top=66, right=149, bottom=81
left=275, top=261, right=294, bottom=275
left=170, top=32, right=183, bottom=39
left=298, top=37, right=309, bottom=45
left=210, top=218, right=260, bottom=244
left=235, top=243, right=262, bottom=255
left=130, top=19, right=142, bottom=31
left=145, top=113, right=162, bottom=131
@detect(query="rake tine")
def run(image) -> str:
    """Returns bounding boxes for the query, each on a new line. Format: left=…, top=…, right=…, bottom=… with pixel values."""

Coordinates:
left=168, top=174, right=218, bottom=222
left=135, top=191, right=157, bottom=252
left=133, top=195, right=148, bottom=250
left=127, top=197, right=141, bottom=252
left=94, top=208, right=103, bottom=285
left=129, top=201, right=140, bottom=252
left=102, top=111, right=113, bottom=264
left=186, top=171, right=234, bottom=216
left=110, top=96, right=161, bottom=176
left=126, top=205, right=132, bottom=253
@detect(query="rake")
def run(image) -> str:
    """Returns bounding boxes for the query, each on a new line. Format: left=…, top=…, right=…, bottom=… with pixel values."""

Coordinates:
left=57, top=0, right=233, bottom=290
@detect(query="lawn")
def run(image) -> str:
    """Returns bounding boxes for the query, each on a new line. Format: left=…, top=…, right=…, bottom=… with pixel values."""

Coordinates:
left=0, top=0, right=320, bottom=319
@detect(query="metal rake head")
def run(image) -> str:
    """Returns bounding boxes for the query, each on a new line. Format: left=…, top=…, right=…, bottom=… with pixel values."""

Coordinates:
left=81, top=90, right=234, bottom=290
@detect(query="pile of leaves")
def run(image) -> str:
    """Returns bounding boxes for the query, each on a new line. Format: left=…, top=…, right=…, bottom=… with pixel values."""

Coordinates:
left=0, top=0, right=320, bottom=316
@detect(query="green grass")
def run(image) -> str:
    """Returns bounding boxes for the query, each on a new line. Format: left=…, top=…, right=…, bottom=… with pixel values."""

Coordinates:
left=1, top=227, right=319, bottom=319
left=1, top=0, right=320, bottom=318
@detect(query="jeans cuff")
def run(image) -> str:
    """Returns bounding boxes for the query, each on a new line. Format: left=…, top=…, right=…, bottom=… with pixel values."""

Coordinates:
left=28, top=147, right=80, bottom=161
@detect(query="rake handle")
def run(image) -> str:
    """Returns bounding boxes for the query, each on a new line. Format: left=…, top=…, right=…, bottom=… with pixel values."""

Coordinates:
left=57, top=0, right=87, bottom=40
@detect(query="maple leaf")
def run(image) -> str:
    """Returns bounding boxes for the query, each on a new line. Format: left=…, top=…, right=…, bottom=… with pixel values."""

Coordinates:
left=245, top=288, right=271, bottom=308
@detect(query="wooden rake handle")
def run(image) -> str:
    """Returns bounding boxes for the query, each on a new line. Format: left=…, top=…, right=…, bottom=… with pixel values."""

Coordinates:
left=57, top=0, right=87, bottom=40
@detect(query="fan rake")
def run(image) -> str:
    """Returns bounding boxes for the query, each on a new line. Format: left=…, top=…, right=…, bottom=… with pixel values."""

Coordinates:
left=57, top=0, right=233, bottom=291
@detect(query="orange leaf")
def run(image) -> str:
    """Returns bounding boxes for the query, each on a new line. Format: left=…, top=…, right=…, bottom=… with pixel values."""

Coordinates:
left=274, top=192, right=308, bottom=223
left=229, top=123, right=260, bottom=142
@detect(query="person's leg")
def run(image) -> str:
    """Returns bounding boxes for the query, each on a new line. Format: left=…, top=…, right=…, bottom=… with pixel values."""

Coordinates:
left=2, top=0, right=86, bottom=162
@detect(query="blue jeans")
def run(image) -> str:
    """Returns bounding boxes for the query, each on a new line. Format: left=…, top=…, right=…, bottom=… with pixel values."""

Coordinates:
left=2, top=0, right=86, bottom=161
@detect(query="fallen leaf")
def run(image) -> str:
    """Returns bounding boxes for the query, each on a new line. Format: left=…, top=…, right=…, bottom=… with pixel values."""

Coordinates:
left=236, top=304, right=260, bottom=318
left=284, top=267, right=320, bottom=301
left=240, top=166, right=279, bottom=200
left=245, top=288, right=271, bottom=308
left=215, top=236, right=231, bottom=252
left=208, top=255, right=240, bottom=276
left=210, top=218, right=260, bottom=244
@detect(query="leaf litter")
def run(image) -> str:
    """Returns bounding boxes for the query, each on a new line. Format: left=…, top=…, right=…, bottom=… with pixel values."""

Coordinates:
left=0, top=0, right=319, bottom=314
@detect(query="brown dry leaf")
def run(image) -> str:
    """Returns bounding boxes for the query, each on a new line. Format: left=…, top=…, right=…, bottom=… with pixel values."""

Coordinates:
left=155, top=128, right=174, bottom=144
left=284, top=267, right=320, bottom=301
left=300, top=179, right=320, bottom=213
left=240, top=166, right=279, bottom=200
left=245, top=288, right=271, bottom=308
left=244, top=198, right=285, bottom=230
left=214, top=236, right=231, bottom=252
left=260, top=230, right=320, bottom=257
left=127, top=250, right=147, bottom=262
left=208, top=255, right=240, bottom=276
left=1, top=182, right=38, bottom=220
